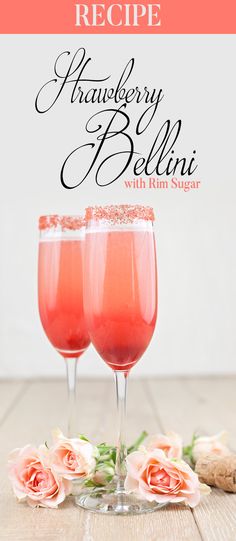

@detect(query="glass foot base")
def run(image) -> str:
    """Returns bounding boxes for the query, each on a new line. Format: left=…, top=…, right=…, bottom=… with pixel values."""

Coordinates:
left=76, top=488, right=167, bottom=515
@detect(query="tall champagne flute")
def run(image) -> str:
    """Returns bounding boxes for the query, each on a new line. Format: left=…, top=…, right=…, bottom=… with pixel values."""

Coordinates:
left=77, top=205, right=161, bottom=514
left=38, top=215, right=90, bottom=436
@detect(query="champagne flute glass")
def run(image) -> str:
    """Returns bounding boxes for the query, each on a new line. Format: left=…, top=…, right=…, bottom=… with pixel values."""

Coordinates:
left=38, top=215, right=90, bottom=436
left=77, top=205, right=162, bottom=514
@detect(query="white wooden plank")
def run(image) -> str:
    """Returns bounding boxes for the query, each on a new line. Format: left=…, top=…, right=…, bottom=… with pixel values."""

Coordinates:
left=88, top=504, right=202, bottom=541
left=184, top=377, right=236, bottom=449
left=145, top=377, right=199, bottom=441
left=0, top=381, right=28, bottom=426
left=0, top=495, right=86, bottom=541
left=194, top=489, right=236, bottom=541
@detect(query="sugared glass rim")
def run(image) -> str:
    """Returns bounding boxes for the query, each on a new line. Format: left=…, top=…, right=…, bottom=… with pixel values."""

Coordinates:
left=39, top=215, right=85, bottom=231
left=85, top=205, right=155, bottom=224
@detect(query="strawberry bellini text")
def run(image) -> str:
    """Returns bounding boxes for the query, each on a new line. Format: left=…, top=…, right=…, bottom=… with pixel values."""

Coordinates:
left=35, top=48, right=198, bottom=188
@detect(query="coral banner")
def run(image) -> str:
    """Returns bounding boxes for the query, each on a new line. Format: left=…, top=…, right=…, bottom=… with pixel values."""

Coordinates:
left=0, top=0, right=236, bottom=34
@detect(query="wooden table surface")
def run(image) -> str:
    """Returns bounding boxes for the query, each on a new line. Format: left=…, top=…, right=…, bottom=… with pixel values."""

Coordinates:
left=0, top=377, right=236, bottom=541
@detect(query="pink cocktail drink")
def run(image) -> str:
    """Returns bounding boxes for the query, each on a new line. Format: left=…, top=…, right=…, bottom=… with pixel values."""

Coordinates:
left=85, top=228, right=157, bottom=371
left=38, top=215, right=90, bottom=436
left=38, top=238, right=90, bottom=358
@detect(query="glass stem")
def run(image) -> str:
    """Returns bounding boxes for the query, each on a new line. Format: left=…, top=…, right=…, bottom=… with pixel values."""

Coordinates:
left=114, top=370, right=128, bottom=492
left=64, top=357, right=78, bottom=438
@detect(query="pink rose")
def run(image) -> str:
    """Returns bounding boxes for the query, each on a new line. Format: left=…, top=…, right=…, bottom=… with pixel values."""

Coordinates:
left=50, top=429, right=96, bottom=480
left=124, top=449, right=201, bottom=507
left=192, top=431, right=231, bottom=463
left=146, top=431, right=182, bottom=459
left=8, top=444, right=71, bottom=508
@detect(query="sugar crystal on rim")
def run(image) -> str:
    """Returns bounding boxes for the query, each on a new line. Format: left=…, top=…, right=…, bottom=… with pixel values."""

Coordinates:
left=39, top=215, right=85, bottom=231
left=85, top=205, right=155, bottom=224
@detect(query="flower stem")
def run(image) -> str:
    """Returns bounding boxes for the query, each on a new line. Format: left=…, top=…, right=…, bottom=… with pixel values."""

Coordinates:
left=127, top=430, right=148, bottom=454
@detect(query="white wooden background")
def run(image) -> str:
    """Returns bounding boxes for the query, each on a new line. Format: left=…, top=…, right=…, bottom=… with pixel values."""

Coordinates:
left=0, top=377, right=236, bottom=540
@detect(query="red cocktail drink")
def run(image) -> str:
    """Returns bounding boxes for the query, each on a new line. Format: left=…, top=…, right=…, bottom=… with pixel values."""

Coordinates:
left=38, top=215, right=90, bottom=436
left=39, top=236, right=90, bottom=358
left=85, top=228, right=157, bottom=371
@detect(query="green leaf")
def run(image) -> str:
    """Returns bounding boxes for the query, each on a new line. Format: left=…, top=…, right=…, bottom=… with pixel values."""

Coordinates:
left=128, top=431, right=148, bottom=454
left=111, top=448, right=116, bottom=463
left=84, top=479, right=99, bottom=488
left=78, top=434, right=89, bottom=442
left=97, top=444, right=115, bottom=454
left=183, top=433, right=198, bottom=465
